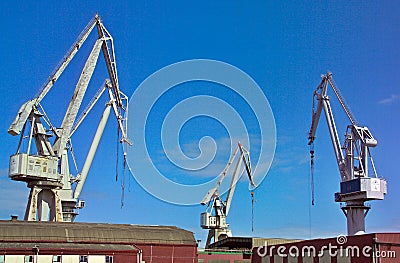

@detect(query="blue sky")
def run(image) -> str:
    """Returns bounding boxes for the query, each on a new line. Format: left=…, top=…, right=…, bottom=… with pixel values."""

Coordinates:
left=1, top=1, right=399, bottom=247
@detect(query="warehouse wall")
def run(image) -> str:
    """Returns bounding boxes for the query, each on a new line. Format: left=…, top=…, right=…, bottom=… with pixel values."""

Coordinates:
left=198, top=251, right=251, bottom=263
left=138, top=243, right=198, bottom=263
left=0, top=221, right=198, bottom=263
left=0, top=254, right=138, bottom=263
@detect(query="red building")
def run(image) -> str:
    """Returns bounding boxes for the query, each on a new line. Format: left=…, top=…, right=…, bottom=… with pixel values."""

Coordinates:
left=0, top=220, right=198, bottom=263
left=251, top=233, right=400, bottom=263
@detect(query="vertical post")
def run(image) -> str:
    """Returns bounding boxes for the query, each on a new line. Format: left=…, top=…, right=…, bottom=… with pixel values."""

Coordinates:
left=342, top=200, right=370, bottom=235
left=27, top=116, right=35, bottom=155
left=74, top=104, right=111, bottom=199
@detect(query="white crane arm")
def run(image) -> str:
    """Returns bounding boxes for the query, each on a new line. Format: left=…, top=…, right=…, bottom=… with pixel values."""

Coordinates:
left=308, top=73, right=347, bottom=180
left=308, top=78, right=325, bottom=145
left=73, top=103, right=111, bottom=199
left=200, top=145, right=240, bottom=205
left=69, top=81, right=108, bottom=138
left=238, top=142, right=255, bottom=187
left=322, top=97, right=348, bottom=180
left=73, top=81, right=131, bottom=199
left=224, top=152, right=243, bottom=216
left=107, top=86, right=132, bottom=145
left=35, top=15, right=99, bottom=104
left=8, top=16, right=98, bottom=136
left=95, top=19, right=123, bottom=108
left=53, top=39, right=103, bottom=156
left=225, top=143, right=254, bottom=215
left=326, top=75, right=357, bottom=126
left=201, top=186, right=219, bottom=206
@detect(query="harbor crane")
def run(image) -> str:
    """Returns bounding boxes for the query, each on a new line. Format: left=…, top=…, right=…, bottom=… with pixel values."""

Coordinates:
left=308, top=71, right=387, bottom=235
left=200, top=142, right=255, bottom=248
left=8, top=14, right=130, bottom=222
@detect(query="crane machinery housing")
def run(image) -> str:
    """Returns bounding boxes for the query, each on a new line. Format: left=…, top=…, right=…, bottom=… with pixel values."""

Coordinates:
left=200, top=142, right=255, bottom=248
left=8, top=14, right=131, bottom=222
left=308, top=71, right=387, bottom=236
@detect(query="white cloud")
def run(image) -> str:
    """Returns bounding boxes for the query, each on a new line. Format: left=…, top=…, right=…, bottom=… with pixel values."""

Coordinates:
left=264, top=134, right=310, bottom=175
left=254, top=225, right=344, bottom=240
left=378, top=94, right=400, bottom=105
left=156, top=136, right=250, bottom=178
left=271, top=149, right=309, bottom=173
left=148, top=135, right=276, bottom=194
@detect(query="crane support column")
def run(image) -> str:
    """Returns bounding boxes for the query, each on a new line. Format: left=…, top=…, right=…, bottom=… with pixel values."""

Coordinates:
left=24, top=182, right=63, bottom=222
left=341, top=200, right=370, bottom=235
left=74, top=104, right=111, bottom=199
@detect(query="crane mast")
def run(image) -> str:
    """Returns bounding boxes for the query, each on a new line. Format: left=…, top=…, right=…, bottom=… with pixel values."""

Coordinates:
left=8, top=14, right=130, bottom=222
left=308, top=71, right=387, bottom=235
left=200, top=142, right=255, bottom=248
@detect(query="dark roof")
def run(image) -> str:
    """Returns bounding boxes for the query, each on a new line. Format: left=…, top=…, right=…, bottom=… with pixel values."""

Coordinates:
left=207, top=237, right=302, bottom=250
left=208, top=237, right=253, bottom=250
left=0, top=221, right=196, bottom=245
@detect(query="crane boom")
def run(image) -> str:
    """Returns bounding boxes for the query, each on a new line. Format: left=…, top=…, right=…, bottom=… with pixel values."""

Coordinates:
left=225, top=143, right=255, bottom=216
left=8, top=16, right=98, bottom=136
left=201, top=146, right=240, bottom=205
left=69, top=82, right=108, bottom=138
left=53, top=39, right=103, bottom=156
left=36, top=16, right=99, bottom=104
left=308, top=74, right=347, bottom=179
left=97, top=25, right=123, bottom=108
left=225, top=153, right=242, bottom=217
left=326, top=76, right=357, bottom=126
